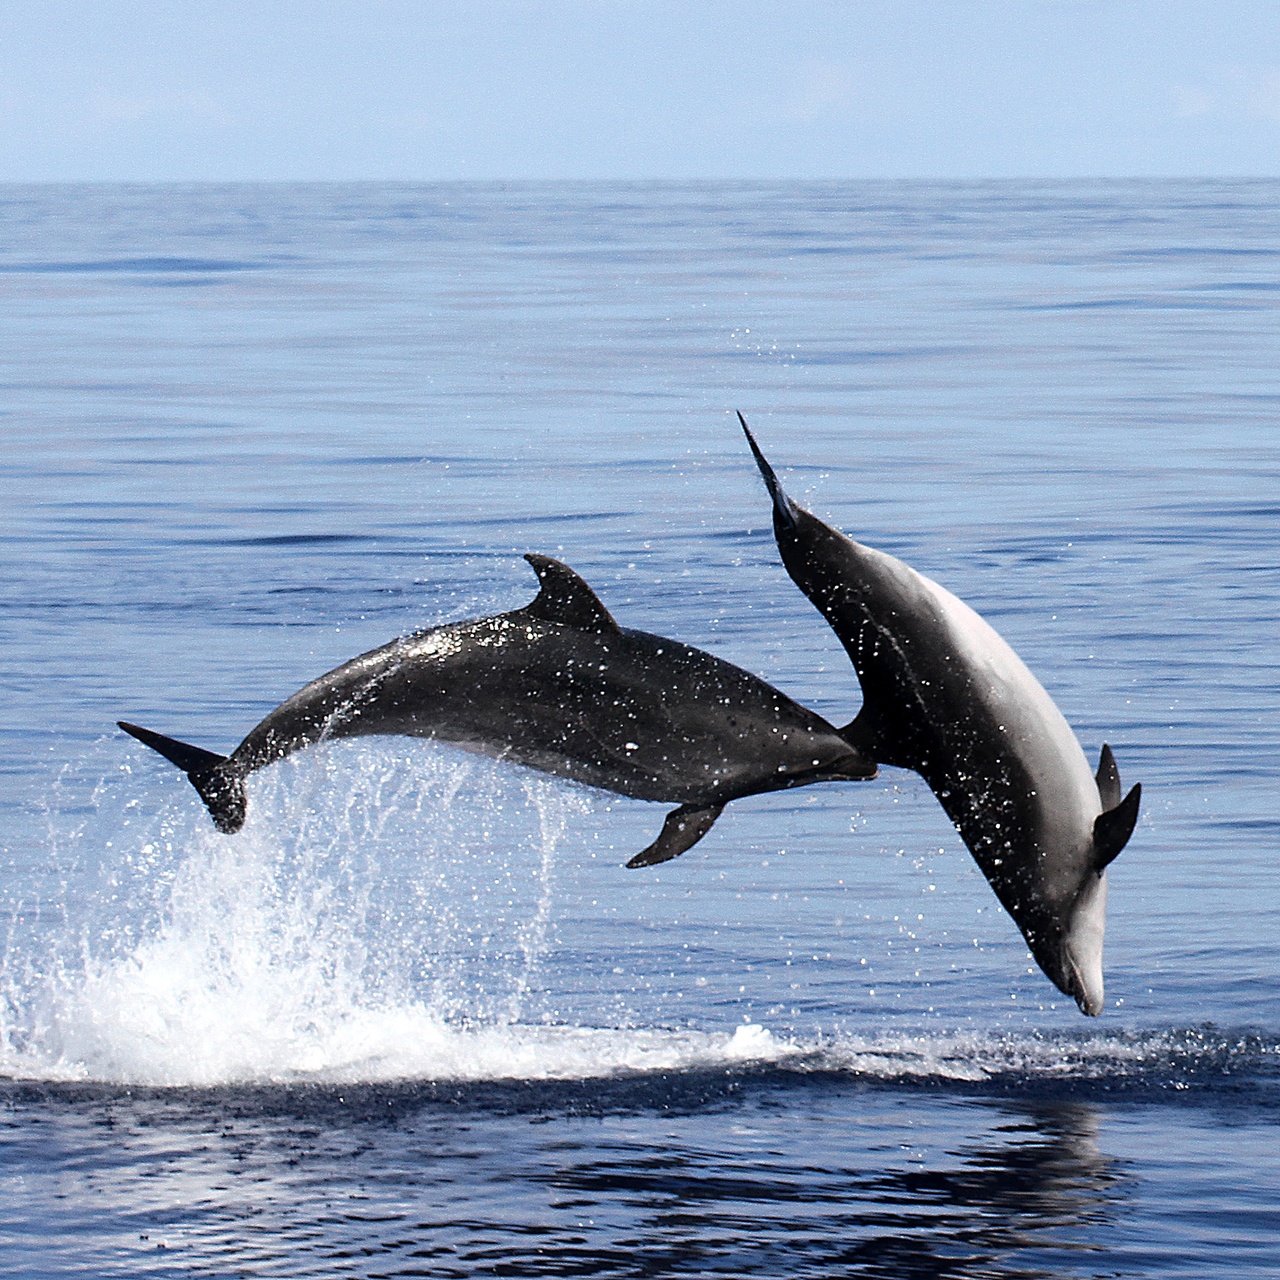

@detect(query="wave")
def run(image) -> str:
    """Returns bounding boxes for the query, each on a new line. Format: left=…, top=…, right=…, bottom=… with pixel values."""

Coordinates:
left=2, top=1013, right=1275, bottom=1098
left=0, top=256, right=277, bottom=274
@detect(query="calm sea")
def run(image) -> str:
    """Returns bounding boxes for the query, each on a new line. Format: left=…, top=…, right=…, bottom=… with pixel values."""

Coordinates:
left=0, top=180, right=1277, bottom=1277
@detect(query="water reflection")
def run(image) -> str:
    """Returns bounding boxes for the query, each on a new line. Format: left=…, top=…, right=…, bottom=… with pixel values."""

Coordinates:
left=1, top=1083, right=1134, bottom=1279
left=526, top=1099, right=1122, bottom=1279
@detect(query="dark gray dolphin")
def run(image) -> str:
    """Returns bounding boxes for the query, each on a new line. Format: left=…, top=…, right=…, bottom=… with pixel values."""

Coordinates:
left=739, top=416, right=1140, bottom=1015
left=119, top=554, right=875, bottom=866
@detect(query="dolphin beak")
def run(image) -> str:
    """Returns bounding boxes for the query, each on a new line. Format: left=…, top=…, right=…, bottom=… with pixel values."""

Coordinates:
left=1059, top=872, right=1108, bottom=1016
left=829, top=751, right=878, bottom=782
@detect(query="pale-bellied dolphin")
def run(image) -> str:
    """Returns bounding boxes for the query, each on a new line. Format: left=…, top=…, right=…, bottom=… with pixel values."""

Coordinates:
left=739, top=415, right=1140, bottom=1015
left=120, top=554, right=876, bottom=866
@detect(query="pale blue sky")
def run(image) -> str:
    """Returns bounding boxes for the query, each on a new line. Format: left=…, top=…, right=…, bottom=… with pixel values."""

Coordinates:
left=3, top=1, right=1277, bottom=181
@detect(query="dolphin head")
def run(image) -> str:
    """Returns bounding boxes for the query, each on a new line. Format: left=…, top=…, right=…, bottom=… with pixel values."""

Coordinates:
left=1059, top=870, right=1108, bottom=1016
left=1021, top=870, right=1107, bottom=1016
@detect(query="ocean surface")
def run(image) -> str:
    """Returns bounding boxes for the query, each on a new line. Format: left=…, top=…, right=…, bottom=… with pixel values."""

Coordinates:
left=0, top=180, right=1277, bottom=1277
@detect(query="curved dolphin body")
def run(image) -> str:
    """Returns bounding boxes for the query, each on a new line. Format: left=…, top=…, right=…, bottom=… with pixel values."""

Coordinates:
left=120, top=554, right=875, bottom=866
left=739, top=417, right=1140, bottom=1015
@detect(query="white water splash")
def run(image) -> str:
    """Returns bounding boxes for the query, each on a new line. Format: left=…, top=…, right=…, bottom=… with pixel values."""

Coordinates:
left=0, top=738, right=806, bottom=1087
left=0, top=739, right=628, bottom=1086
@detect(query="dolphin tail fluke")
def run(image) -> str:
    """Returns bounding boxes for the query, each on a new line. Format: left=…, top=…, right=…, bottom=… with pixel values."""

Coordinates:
left=1093, top=781, right=1141, bottom=872
left=118, top=721, right=246, bottom=834
left=118, top=721, right=223, bottom=773
left=626, top=803, right=725, bottom=869
left=737, top=413, right=799, bottom=532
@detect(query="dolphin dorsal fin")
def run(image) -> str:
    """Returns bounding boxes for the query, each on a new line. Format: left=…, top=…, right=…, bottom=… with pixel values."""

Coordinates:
left=1093, top=781, right=1141, bottom=872
left=523, top=554, right=620, bottom=633
left=1095, top=742, right=1122, bottom=810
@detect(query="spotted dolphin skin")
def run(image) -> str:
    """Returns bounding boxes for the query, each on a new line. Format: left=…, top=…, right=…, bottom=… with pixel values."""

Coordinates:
left=120, top=554, right=875, bottom=867
left=739, top=415, right=1140, bottom=1015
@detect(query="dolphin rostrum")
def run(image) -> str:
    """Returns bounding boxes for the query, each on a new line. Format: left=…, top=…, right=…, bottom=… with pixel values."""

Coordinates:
left=739, top=415, right=1140, bottom=1015
left=120, top=554, right=875, bottom=866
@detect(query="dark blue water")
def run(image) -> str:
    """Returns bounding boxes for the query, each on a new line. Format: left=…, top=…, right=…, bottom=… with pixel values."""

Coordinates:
left=1, top=180, right=1278, bottom=1276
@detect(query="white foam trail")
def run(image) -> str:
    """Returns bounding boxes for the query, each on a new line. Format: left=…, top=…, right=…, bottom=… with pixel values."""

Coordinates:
left=1, top=1005, right=799, bottom=1088
left=795, top=1024, right=1279, bottom=1085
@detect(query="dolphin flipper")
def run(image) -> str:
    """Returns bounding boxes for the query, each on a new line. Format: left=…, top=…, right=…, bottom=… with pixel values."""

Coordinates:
left=1093, top=782, right=1141, bottom=872
left=118, top=721, right=246, bottom=834
left=627, top=803, right=726, bottom=868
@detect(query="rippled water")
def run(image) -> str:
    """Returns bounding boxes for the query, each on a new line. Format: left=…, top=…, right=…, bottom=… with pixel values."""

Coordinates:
left=1, top=180, right=1278, bottom=1276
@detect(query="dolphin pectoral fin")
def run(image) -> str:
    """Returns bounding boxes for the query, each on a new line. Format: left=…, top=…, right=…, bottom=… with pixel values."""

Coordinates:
left=738, top=413, right=799, bottom=532
left=1095, top=743, right=1122, bottom=811
left=118, top=721, right=247, bottom=835
left=626, top=803, right=726, bottom=869
left=1093, top=782, right=1141, bottom=872
left=522, top=554, right=622, bottom=634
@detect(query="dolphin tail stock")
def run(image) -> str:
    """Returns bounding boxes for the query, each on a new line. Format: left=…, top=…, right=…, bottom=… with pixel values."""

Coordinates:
left=117, top=721, right=247, bottom=834
left=626, top=803, right=725, bottom=869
